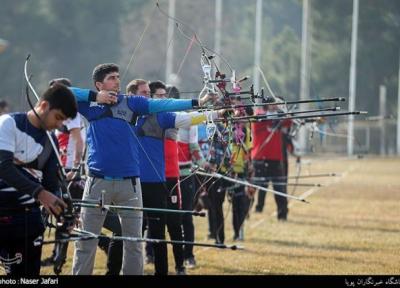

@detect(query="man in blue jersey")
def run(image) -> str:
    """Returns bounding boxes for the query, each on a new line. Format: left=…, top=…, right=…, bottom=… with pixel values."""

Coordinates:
left=0, top=84, right=77, bottom=275
left=70, top=64, right=202, bottom=275
left=127, top=80, right=218, bottom=275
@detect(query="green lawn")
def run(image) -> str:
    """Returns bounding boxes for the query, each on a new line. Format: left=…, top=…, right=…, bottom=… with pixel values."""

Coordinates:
left=36, top=156, right=400, bottom=275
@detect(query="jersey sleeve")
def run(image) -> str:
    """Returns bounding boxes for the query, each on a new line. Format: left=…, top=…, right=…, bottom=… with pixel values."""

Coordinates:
left=174, top=111, right=218, bottom=128
left=65, top=114, right=81, bottom=130
left=157, top=112, right=176, bottom=130
left=0, top=150, right=43, bottom=198
left=126, top=96, right=197, bottom=115
left=69, top=87, right=98, bottom=102
left=0, top=115, right=16, bottom=153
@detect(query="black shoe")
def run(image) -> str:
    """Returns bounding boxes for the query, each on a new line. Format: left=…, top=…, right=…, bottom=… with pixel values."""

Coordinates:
left=255, top=207, right=263, bottom=213
left=176, top=267, right=187, bottom=275
left=207, top=233, right=216, bottom=240
left=278, top=215, right=287, bottom=221
left=41, top=257, right=55, bottom=267
left=278, top=208, right=288, bottom=221
left=233, top=231, right=244, bottom=241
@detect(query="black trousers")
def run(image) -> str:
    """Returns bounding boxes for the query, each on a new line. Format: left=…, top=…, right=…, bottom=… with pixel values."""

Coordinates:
left=207, top=178, right=227, bottom=244
left=141, top=182, right=169, bottom=275
left=165, top=177, right=184, bottom=270
left=254, top=160, right=288, bottom=219
left=142, top=180, right=184, bottom=273
left=180, top=175, right=196, bottom=259
left=0, top=204, right=44, bottom=276
left=0, top=232, right=43, bottom=276
left=230, top=174, right=251, bottom=237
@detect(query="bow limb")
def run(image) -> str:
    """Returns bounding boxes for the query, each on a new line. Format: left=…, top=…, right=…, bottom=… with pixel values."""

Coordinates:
left=24, top=55, right=78, bottom=274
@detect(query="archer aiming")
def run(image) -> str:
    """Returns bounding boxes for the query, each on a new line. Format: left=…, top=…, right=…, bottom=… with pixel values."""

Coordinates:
left=252, top=101, right=292, bottom=221
left=0, top=84, right=77, bottom=275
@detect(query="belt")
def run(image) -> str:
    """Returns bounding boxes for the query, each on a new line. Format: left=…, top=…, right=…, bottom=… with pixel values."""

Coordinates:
left=89, top=172, right=138, bottom=181
left=252, top=159, right=268, bottom=163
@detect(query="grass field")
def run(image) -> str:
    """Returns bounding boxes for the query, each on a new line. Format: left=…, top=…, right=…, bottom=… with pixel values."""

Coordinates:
left=38, top=156, right=400, bottom=275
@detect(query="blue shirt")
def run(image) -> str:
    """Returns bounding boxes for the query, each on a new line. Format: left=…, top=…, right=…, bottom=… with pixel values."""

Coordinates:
left=70, top=88, right=194, bottom=177
left=136, top=112, right=176, bottom=183
left=198, top=124, right=207, bottom=142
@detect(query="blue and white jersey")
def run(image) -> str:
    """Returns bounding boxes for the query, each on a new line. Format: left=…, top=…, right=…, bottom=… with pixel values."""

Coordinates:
left=0, top=113, right=59, bottom=237
left=0, top=113, right=59, bottom=205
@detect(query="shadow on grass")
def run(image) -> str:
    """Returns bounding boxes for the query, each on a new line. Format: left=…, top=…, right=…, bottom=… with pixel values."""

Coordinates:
left=248, top=238, right=373, bottom=253
left=242, top=246, right=389, bottom=267
left=293, top=212, right=400, bottom=226
left=287, top=218, right=400, bottom=234
left=194, top=262, right=269, bottom=275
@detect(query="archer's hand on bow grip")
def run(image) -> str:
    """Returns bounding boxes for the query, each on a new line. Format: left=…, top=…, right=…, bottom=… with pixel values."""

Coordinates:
left=56, top=191, right=78, bottom=234
left=37, top=189, right=67, bottom=218
left=96, top=90, right=118, bottom=105
left=217, top=108, right=233, bottom=118
left=199, top=92, right=219, bottom=106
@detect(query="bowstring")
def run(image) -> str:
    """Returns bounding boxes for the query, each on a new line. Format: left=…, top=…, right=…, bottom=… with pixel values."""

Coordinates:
left=120, top=2, right=158, bottom=84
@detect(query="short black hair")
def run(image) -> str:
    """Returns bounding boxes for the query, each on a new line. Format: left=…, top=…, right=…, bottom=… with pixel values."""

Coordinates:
left=149, top=80, right=166, bottom=97
left=49, top=78, right=72, bottom=87
left=92, top=63, right=119, bottom=85
left=42, top=83, right=77, bottom=119
left=0, top=99, right=9, bottom=110
left=166, top=85, right=180, bottom=99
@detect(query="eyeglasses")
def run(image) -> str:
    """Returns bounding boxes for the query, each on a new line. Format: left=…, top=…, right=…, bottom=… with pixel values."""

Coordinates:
left=153, top=93, right=167, bottom=97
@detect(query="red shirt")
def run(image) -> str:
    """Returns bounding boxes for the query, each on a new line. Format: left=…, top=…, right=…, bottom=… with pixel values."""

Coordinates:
left=164, top=138, right=180, bottom=178
left=178, top=142, right=191, bottom=163
left=251, top=113, right=292, bottom=161
left=56, top=132, right=69, bottom=167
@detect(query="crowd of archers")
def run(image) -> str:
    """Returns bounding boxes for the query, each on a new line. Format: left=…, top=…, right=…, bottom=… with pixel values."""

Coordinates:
left=0, top=2, right=368, bottom=276
left=0, top=52, right=366, bottom=276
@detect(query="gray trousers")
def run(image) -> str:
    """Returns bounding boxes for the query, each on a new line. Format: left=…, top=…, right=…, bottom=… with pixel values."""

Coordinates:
left=72, top=177, right=143, bottom=275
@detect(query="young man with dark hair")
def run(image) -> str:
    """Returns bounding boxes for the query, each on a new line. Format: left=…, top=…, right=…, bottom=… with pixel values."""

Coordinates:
left=44, top=77, right=115, bottom=272
left=0, top=84, right=77, bottom=275
left=70, top=64, right=202, bottom=275
left=149, top=81, right=167, bottom=98
left=134, top=80, right=218, bottom=275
